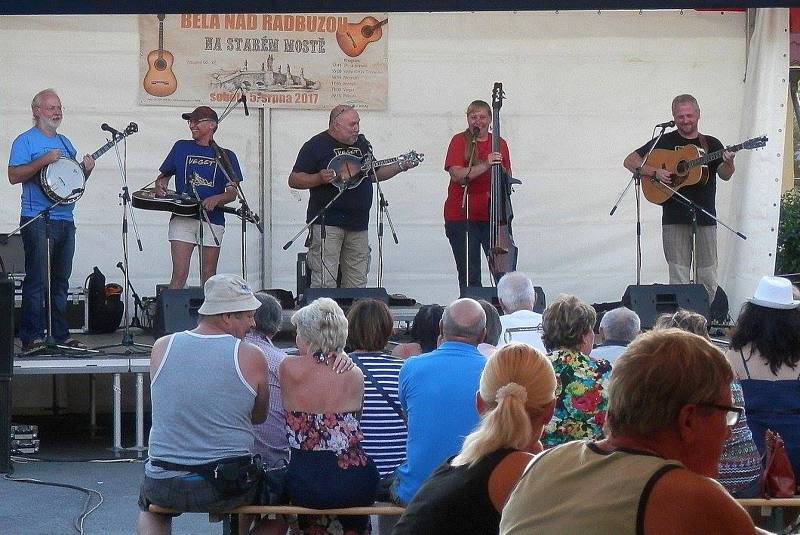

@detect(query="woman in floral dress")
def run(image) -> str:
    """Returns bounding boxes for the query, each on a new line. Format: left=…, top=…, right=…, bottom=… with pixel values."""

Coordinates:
left=281, top=297, right=379, bottom=534
left=540, top=294, right=612, bottom=448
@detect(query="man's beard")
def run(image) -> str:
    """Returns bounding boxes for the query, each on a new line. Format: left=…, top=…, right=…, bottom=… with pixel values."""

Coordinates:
left=40, top=116, right=61, bottom=131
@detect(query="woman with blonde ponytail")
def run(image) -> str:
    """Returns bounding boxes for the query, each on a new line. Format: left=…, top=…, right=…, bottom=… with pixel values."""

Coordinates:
left=394, top=343, right=557, bottom=535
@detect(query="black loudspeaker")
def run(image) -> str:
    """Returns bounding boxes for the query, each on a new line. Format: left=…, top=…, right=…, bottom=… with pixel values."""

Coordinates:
left=154, top=287, right=204, bottom=338
left=622, top=283, right=709, bottom=330
left=0, top=234, right=25, bottom=274
left=299, top=287, right=389, bottom=308
left=460, top=286, right=546, bottom=314
left=0, top=379, right=10, bottom=473
left=0, top=278, right=14, bottom=377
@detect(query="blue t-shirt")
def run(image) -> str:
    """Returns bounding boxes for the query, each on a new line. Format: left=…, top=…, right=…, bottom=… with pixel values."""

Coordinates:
left=292, top=131, right=372, bottom=231
left=8, top=127, right=78, bottom=221
left=395, top=341, right=487, bottom=504
left=159, top=140, right=243, bottom=226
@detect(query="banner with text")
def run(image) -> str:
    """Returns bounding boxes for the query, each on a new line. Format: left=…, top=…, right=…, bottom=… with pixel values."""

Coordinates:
left=139, top=13, right=388, bottom=110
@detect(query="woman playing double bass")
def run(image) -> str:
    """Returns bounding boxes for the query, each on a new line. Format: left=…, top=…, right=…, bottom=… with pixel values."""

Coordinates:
left=443, top=100, right=512, bottom=289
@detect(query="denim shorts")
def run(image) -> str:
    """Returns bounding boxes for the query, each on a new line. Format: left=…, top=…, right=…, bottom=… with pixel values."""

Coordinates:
left=138, top=473, right=258, bottom=515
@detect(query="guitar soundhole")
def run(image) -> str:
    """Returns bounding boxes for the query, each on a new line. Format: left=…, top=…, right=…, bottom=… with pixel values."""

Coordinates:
left=362, top=27, right=373, bottom=38
left=675, top=161, right=687, bottom=175
left=155, top=58, right=167, bottom=70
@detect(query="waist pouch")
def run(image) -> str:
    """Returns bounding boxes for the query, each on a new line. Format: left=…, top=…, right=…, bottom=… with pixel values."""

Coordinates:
left=152, top=454, right=263, bottom=496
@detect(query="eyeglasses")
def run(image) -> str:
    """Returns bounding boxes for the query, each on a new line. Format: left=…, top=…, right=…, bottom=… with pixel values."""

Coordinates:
left=37, top=105, right=63, bottom=113
left=187, top=118, right=214, bottom=125
left=697, top=403, right=744, bottom=426
left=331, top=105, right=354, bottom=122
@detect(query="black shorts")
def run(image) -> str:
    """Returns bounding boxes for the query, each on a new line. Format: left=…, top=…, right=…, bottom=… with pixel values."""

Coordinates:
left=138, top=473, right=258, bottom=515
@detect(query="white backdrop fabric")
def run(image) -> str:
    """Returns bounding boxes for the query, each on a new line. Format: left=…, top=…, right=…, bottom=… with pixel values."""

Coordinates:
left=0, top=9, right=788, bottom=313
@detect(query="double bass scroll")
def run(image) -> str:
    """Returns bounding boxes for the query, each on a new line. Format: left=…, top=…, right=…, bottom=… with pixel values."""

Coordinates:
left=487, top=82, right=519, bottom=285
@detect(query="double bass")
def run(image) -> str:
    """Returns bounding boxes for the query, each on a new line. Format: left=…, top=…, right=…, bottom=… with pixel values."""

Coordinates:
left=487, top=82, right=519, bottom=284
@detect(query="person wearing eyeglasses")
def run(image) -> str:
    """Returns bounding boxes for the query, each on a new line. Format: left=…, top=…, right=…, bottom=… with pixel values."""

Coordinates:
left=500, top=328, right=763, bottom=535
left=288, top=104, right=417, bottom=288
left=8, top=88, right=95, bottom=351
left=154, top=106, right=243, bottom=288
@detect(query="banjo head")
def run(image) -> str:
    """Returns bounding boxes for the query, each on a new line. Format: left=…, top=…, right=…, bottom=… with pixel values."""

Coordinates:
left=40, top=157, right=85, bottom=204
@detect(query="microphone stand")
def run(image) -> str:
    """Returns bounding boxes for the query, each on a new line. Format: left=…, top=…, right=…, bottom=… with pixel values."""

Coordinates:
left=95, top=128, right=151, bottom=353
left=640, top=173, right=746, bottom=290
left=369, top=153, right=399, bottom=288
left=463, top=130, right=478, bottom=288
left=609, top=122, right=672, bottom=285
left=6, top=194, right=98, bottom=356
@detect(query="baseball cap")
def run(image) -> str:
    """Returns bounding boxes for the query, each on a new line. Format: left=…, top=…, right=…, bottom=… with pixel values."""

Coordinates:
left=181, top=106, right=219, bottom=122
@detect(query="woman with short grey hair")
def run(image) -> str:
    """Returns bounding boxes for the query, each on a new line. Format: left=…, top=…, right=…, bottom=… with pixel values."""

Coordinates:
left=281, top=298, right=378, bottom=534
left=540, top=294, right=611, bottom=448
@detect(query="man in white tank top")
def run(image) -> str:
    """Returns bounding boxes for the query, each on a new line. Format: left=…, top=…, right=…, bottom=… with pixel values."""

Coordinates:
left=137, top=274, right=269, bottom=535
left=500, top=329, right=767, bottom=535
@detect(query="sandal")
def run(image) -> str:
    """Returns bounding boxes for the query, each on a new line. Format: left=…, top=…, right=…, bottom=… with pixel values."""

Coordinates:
left=22, top=339, right=44, bottom=352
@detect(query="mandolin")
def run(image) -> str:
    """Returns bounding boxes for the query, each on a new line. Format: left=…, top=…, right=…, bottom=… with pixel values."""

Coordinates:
left=143, top=13, right=177, bottom=97
left=327, top=150, right=423, bottom=191
left=641, top=136, right=767, bottom=205
left=336, top=17, right=388, bottom=58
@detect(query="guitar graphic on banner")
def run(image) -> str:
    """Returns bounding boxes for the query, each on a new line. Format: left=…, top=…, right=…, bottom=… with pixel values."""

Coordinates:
left=143, top=13, right=177, bottom=97
left=336, top=16, right=388, bottom=58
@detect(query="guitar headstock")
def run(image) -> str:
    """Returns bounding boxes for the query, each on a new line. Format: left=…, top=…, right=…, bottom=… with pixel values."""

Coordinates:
left=399, top=150, right=424, bottom=165
left=123, top=123, right=139, bottom=137
left=741, top=135, right=768, bottom=150
left=492, top=82, right=504, bottom=111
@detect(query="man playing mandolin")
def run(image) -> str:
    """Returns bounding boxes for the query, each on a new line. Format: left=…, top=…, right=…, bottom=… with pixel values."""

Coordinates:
left=623, top=94, right=735, bottom=300
left=154, top=106, right=242, bottom=289
left=288, top=104, right=417, bottom=288
left=8, top=88, right=95, bottom=351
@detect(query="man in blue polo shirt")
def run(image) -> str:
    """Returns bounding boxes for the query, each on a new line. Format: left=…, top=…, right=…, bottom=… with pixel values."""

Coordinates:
left=393, top=298, right=487, bottom=505
left=8, top=88, right=95, bottom=351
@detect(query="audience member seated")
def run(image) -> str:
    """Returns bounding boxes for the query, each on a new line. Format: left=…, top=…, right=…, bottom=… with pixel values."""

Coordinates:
left=345, top=299, right=408, bottom=485
left=496, top=272, right=546, bottom=352
left=591, top=306, right=640, bottom=363
left=500, top=329, right=763, bottom=535
left=540, top=294, right=611, bottom=448
left=393, top=298, right=488, bottom=505
left=245, top=293, right=289, bottom=468
left=652, top=309, right=762, bottom=498
left=726, top=276, right=800, bottom=476
left=395, top=343, right=556, bottom=535
left=137, top=274, right=269, bottom=535
left=477, top=299, right=503, bottom=357
left=281, top=298, right=379, bottom=534
left=392, top=304, right=444, bottom=359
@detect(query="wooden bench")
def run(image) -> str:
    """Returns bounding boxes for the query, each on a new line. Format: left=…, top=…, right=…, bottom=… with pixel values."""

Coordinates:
left=149, top=503, right=405, bottom=534
left=737, top=497, right=800, bottom=533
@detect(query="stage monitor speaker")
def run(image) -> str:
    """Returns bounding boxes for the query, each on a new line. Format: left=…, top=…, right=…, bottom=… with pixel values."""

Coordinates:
left=0, top=234, right=25, bottom=275
left=622, top=283, right=709, bottom=330
left=460, top=286, right=546, bottom=314
left=300, top=287, right=389, bottom=309
left=0, top=379, right=10, bottom=473
left=0, top=278, right=13, bottom=377
left=154, top=287, right=204, bottom=338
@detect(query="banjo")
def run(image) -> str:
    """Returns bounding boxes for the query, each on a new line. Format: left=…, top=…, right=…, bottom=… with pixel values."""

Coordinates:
left=39, top=123, right=138, bottom=204
left=327, top=150, right=424, bottom=191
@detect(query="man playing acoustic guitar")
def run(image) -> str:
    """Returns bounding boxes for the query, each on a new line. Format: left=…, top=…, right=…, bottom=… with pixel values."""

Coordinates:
left=623, top=94, right=735, bottom=301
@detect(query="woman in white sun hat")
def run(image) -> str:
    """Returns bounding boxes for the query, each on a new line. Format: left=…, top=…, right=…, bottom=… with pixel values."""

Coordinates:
left=725, top=276, right=800, bottom=475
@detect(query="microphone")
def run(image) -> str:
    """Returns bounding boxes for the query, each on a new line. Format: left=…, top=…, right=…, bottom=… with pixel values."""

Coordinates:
left=358, top=133, right=373, bottom=153
left=101, top=123, right=121, bottom=137
left=240, top=93, right=249, bottom=116
left=656, top=120, right=675, bottom=128
left=471, top=126, right=480, bottom=138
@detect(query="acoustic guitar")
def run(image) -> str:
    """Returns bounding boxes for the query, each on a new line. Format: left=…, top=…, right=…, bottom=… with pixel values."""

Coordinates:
left=641, top=136, right=767, bottom=205
left=143, top=14, right=177, bottom=97
left=336, top=17, right=388, bottom=58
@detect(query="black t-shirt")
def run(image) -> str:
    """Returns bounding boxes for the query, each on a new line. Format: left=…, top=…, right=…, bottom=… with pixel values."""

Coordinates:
left=292, top=131, right=373, bottom=231
left=636, top=130, right=724, bottom=226
left=393, top=448, right=515, bottom=535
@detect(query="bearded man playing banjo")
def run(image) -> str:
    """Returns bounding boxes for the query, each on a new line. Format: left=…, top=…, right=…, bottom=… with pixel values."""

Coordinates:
left=288, top=104, right=419, bottom=288
left=7, top=88, right=95, bottom=351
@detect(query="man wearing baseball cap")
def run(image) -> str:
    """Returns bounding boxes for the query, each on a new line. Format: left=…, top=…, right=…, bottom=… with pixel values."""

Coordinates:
left=137, top=274, right=269, bottom=532
left=154, top=106, right=245, bottom=289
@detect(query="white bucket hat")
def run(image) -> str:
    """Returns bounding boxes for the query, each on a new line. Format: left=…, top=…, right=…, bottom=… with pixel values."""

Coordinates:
left=198, top=274, right=261, bottom=315
left=748, top=276, right=800, bottom=310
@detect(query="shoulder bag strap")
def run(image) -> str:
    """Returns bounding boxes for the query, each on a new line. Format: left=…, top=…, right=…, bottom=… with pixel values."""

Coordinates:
left=350, top=352, right=407, bottom=425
